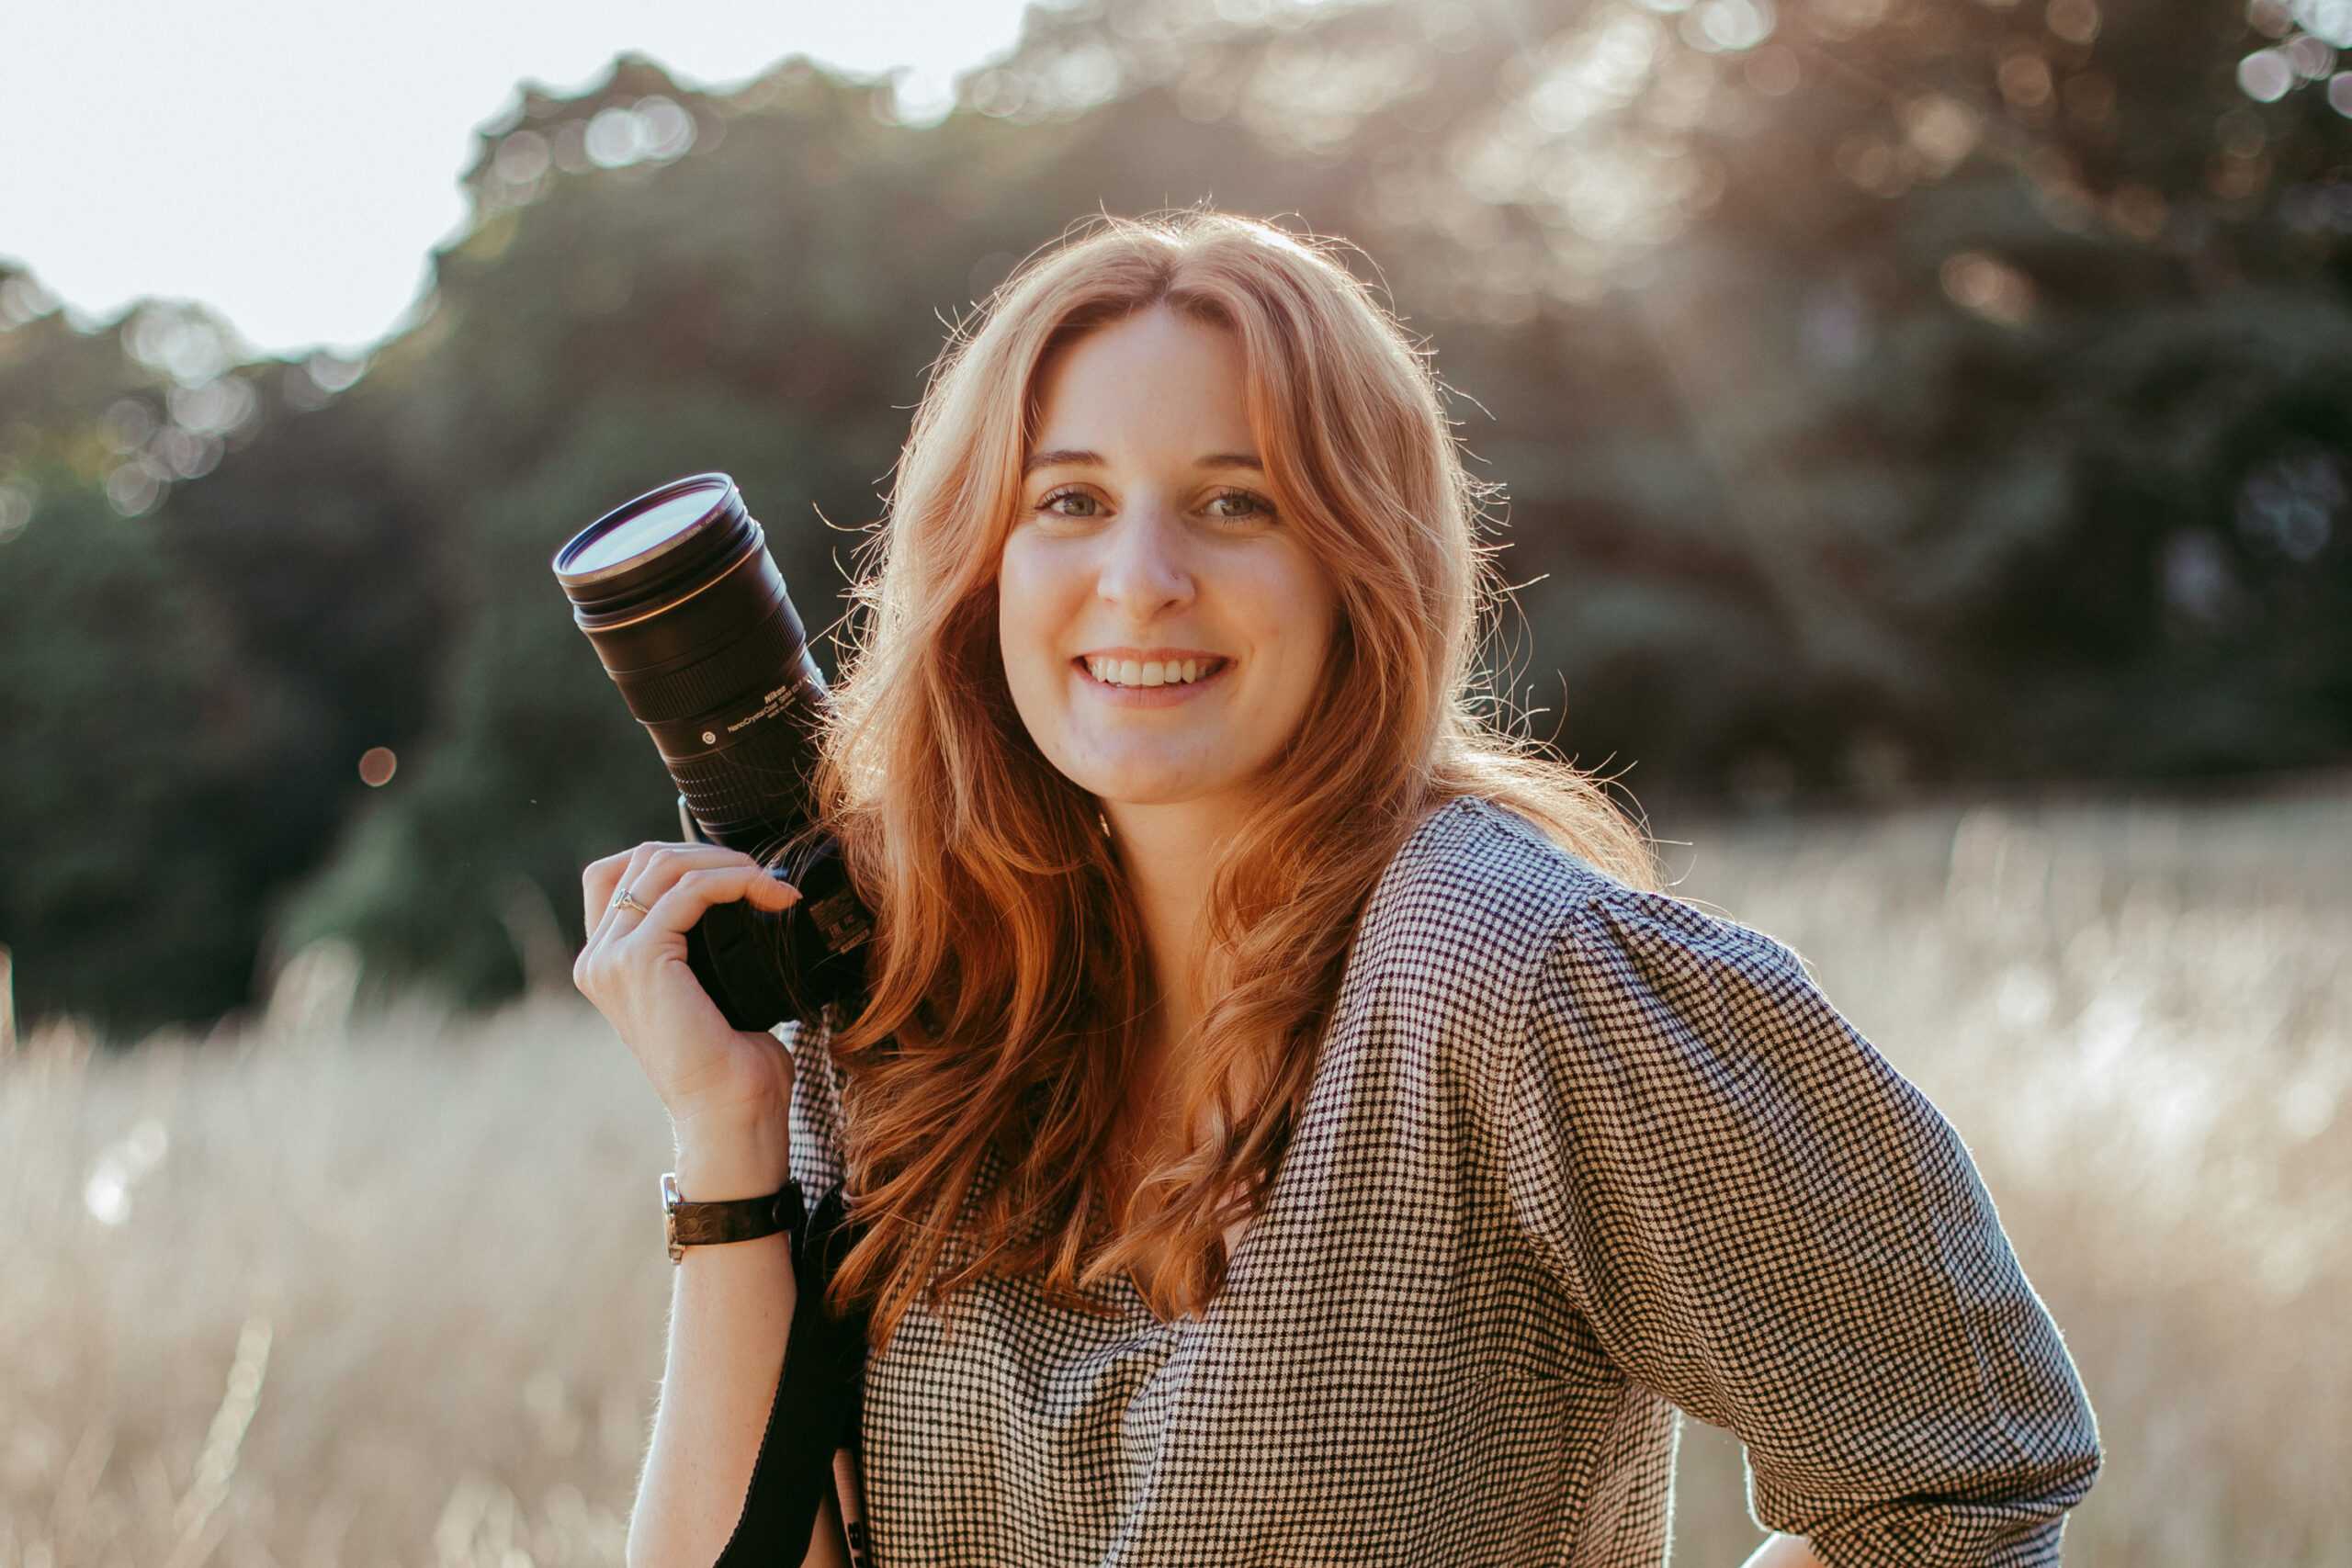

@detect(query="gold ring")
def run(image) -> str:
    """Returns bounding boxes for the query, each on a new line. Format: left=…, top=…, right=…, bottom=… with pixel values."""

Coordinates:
left=610, top=886, right=652, bottom=917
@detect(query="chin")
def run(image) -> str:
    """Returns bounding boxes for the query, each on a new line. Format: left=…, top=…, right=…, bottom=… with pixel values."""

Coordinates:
left=1080, top=775, right=1212, bottom=808
left=1066, top=755, right=1229, bottom=808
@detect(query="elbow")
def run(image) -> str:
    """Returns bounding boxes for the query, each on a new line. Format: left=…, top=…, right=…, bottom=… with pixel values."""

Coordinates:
left=1777, top=1416, right=2104, bottom=1567
left=2008, top=1368, right=2105, bottom=1517
left=1973, top=1405, right=2109, bottom=1534
left=1801, top=1447, right=2104, bottom=1568
left=2037, top=1414, right=2104, bottom=1517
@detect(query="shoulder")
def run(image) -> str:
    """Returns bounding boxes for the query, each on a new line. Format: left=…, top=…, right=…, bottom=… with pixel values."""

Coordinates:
left=1361, top=795, right=1600, bottom=948
left=1344, top=795, right=1627, bottom=1032
left=1503, top=841, right=1932, bottom=1195
left=1361, top=796, right=1835, bottom=1059
left=1361, top=795, right=1775, bottom=987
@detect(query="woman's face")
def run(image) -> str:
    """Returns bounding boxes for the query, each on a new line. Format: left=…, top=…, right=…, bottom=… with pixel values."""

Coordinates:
left=998, top=307, right=1339, bottom=815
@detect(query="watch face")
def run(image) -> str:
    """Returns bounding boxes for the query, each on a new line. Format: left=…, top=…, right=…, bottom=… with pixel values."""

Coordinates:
left=662, top=1173, right=685, bottom=1263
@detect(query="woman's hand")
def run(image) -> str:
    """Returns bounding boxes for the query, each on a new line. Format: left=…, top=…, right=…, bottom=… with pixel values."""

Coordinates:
left=576, top=841, right=803, bottom=1197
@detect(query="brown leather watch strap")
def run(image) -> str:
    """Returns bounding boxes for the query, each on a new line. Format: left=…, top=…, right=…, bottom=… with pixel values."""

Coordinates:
left=663, top=1173, right=805, bottom=1264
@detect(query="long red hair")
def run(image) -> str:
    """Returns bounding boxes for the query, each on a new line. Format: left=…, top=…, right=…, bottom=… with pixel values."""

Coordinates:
left=820, top=213, right=1652, bottom=1340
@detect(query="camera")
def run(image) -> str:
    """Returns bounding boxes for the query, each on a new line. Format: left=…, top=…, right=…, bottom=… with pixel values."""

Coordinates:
left=553, top=474, right=869, bottom=1031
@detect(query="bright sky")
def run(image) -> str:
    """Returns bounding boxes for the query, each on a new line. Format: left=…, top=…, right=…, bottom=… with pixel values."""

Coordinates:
left=2, top=1, right=1038, bottom=355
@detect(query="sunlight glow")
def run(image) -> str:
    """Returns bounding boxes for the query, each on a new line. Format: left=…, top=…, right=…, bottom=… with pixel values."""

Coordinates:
left=0, top=0, right=1035, bottom=353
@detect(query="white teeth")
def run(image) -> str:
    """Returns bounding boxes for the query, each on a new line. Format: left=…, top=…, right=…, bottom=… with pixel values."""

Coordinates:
left=1088, top=657, right=1212, bottom=686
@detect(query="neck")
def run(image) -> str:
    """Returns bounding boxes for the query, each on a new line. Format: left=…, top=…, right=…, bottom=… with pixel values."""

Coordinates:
left=1099, top=796, right=1226, bottom=1055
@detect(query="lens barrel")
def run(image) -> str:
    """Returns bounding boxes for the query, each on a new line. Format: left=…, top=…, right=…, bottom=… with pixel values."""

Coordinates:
left=555, top=475, right=869, bottom=1030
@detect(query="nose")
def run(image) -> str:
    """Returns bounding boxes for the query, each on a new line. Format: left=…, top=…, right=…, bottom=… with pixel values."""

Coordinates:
left=1095, top=498, right=1193, bottom=622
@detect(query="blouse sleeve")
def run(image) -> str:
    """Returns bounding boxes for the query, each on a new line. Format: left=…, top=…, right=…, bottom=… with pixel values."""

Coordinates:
left=1502, top=886, right=2100, bottom=1568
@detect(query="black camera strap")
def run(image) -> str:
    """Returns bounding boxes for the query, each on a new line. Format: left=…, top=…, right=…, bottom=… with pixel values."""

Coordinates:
left=717, top=1184, right=872, bottom=1566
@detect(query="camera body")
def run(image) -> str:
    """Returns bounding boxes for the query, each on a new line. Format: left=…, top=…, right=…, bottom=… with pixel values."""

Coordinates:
left=554, top=474, right=870, bottom=1031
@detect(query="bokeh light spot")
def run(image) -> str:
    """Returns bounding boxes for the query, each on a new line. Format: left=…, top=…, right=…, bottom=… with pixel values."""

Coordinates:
left=122, top=302, right=238, bottom=388
left=1940, top=252, right=2036, bottom=326
left=2239, top=48, right=2295, bottom=101
left=82, top=1120, right=168, bottom=1226
left=168, top=377, right=256, bottom=437
left=2301, top=0, right=2352, bottom=47
left=2046, top=0, right=2101, bottom=46
left=495, top=130, right=552, bottom=185
left=583, top=96, right=697, bottom=170
left=1681, top=0, right=1776, bottom=52
left=0, top=273, right=58, bottom=327
left=0, top=476, right=34, bottom=547
left=2236, top=452, right=2344, bottom=560
left=2163, top=529, right=2234, bottom=624
left=105, top=463, right=164, bottom=517
left=359, top=748, right=399, bottom=787
left=102, top=400, right=156, bottom=454
left=583, top=106, right=640, bottom=168
left=2289, top=32, right=2337, bottom=77
left=1904, top=95, right=1981, bottom=175
left=1999, top=47, right=2054, bottom=109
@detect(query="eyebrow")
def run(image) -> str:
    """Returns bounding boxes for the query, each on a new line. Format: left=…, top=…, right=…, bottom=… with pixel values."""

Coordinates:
left=1021, top=448, right=1265, bottom=476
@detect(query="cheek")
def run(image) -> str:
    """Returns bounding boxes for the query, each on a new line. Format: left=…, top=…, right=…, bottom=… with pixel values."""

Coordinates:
left=996, top=536, right=1077, bottom=699
left=1251, top=549, right=1340, bottom=698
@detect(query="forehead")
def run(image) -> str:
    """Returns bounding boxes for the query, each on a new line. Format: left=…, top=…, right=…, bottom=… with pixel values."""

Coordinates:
left=1030, top=307, right=1256, bottom=456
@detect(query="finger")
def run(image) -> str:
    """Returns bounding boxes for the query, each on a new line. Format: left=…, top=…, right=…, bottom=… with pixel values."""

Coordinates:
left=582, top=840, right=706, bottom=967
left=582, top=841, right=666, bottom=954
left=578, top=842, right=692, bottom=1002
left=634, top=865, right=801, bottom=941
left=581, top=849, right=637, bottom=931
left=577, top=855, right=646, bottom=997
left=616, top=844, right=764, bottom=917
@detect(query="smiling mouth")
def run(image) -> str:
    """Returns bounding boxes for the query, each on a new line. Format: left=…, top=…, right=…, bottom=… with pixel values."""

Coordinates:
left=1079, top=654, right=1227, bottom=689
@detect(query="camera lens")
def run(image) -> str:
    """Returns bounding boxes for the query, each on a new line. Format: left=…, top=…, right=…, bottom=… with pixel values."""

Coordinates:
left=555, top=474, right=871, bottom=1031
left=554, top=474, right=828, bottom=860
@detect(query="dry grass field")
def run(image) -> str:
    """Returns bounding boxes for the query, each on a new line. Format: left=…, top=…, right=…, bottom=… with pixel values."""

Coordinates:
left=1664, top=788, right=2352, bottom=1566
left=5, top=788, right=2348, bottom=1568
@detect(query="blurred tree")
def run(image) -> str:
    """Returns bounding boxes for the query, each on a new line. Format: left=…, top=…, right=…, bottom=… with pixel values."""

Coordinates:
left=8, top=0, right=2352, bottom=1027
left=0, top=293, right=271, bottom=1031
left=0, top=477, right=265, bottom=1032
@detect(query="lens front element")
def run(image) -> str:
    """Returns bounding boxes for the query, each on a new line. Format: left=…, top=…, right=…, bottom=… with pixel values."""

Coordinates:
left=560, top=482, right=734, bottom=579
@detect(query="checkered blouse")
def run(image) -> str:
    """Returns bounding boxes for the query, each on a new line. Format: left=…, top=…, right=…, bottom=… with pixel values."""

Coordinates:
left=783, top=797, right=2099, bottom=1566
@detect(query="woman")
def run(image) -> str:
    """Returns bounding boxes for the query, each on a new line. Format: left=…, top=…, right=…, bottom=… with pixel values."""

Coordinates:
left=573, top=214, right=2098, bottom=1568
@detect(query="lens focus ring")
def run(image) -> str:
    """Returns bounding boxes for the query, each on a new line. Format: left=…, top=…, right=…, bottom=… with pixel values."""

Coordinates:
left=609, top=614, right=809, bottom=727
left=669, top=724, right=820, bottom=851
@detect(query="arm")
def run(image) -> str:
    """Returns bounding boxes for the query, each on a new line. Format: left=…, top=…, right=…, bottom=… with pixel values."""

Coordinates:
left=1506, top=887, right=2099, bottom=1568
left=1745, top=1536, right=1826, bottom=1568
left=574, top=842, right=811, bottom=1568
left=633, top=1113, right=800, bottom=1567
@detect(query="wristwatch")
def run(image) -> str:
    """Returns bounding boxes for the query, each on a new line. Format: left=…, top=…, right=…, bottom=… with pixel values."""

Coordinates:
left=662, top=1171, right=805, bottom=1264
